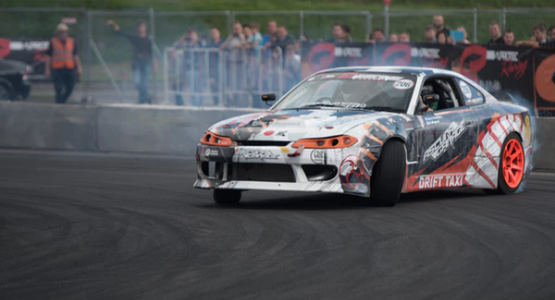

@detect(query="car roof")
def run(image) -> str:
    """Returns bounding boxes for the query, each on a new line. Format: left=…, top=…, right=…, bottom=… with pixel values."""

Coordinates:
left=317, top=66, right=461, bottom=77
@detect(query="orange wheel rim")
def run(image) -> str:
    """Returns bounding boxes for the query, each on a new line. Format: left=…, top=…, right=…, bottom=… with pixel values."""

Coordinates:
left=502, top=139, right=524, bottom=188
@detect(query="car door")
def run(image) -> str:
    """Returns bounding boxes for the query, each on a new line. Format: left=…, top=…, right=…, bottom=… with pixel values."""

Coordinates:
left=410, top=76, right=480, bottom=191
left=456, top=78, right=501, bottom=189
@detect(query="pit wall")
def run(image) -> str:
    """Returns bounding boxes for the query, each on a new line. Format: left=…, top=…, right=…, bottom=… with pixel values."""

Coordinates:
left=1, top=102, right=554, bottom=170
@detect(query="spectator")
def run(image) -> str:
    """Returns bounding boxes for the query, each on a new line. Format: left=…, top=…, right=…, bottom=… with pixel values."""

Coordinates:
left=457, top=26, right=470, bottom=44
left=368, top=28, right=385, bottom=43
left=487, top=21, right=504, bottom=46
left=433, top=14, right=450, bottom=39
left=173, top=29, right=205, bottom=106
left=399, top=31, right=410, bottom=43
left=330, top=23, right=347, bottom=44
left=437, top=31, right=447, bottom=45
left=249, top=22, right=263, bottom=50
left=243, top=24, right=253, bottom=46
left=503, top=29, right=515, bottom=46
left=389, top=33, right=399, bottom=42
left=206, top=27, right=223, bottom=106
left=516, top=24, right=548, bottom=48
left=425, top=25, right=437, bottom=43
left=207, top=27, right=223, bottom=48
left=107, top=19, right=157, bottom=104
left=221, top=21, right=245, bottom=50
left=541, top=26, right=555, bottom=47
left=44, top=23, right=82, bottom=104
left=271, top=26, right=295, bottom=55
left=341, top=25, right=353, bottom=43
left=262, top=20, right=278, bottom=48
left=549, top=25, right=555, bottom=42
left=447, top=35, right=456, bottom=45
left=534, top=24, right=548, bottom=44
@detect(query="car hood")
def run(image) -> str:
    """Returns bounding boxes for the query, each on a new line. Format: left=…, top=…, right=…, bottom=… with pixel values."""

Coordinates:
left=0, top=58, right=28, bottom=75
left=208, top=108, right=407, bottom=142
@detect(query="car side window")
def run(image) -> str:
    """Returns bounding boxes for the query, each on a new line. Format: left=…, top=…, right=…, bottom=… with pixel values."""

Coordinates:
left=457, top=79, right=484, bottom=106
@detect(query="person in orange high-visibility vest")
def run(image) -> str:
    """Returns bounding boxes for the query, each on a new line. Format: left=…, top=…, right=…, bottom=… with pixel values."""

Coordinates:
left=45, top=23, right=83, bottom=104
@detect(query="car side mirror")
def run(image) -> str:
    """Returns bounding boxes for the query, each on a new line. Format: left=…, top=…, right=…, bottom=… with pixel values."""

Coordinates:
left=422, top=94, right=440, bottom=105
left=261, top=93, right=276, bottom=101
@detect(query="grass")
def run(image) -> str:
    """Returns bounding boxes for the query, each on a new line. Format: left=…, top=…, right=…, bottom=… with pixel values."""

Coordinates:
left=2, top=0, right=554, bottom=11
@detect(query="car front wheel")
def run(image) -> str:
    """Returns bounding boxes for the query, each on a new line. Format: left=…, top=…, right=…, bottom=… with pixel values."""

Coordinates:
left=369, top=139, right=406, bottom=206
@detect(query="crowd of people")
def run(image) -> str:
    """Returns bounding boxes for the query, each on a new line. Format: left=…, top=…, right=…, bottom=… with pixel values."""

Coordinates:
left=43, top=14, right=555, bottom=106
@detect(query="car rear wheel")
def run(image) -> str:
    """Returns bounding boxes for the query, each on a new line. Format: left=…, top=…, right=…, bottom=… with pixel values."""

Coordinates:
left=369, top=139, right=406, bottom=206
left=213, top=189, right=242, bottom=205
left=486, top=133, right=525, bottom=194
left=0, top=82, right=14, bottom=101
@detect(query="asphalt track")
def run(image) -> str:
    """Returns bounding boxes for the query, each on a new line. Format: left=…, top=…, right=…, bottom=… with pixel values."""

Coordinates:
left=2, top=151, right=555, bottom=300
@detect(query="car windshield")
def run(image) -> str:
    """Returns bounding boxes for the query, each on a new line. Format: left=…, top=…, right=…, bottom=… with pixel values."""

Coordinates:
left=273, top=72, right=417, bottom=113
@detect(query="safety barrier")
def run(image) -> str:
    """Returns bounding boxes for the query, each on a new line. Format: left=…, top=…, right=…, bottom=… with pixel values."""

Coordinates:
left=0, top=102, right=98, bottom=151
left=162, top=46, right=286, bottom=108
left=0, top=102, right=554, bottom=170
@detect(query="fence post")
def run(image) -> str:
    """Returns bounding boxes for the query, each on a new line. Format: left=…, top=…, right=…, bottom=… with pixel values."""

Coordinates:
left=85, top=10, right=92, bottom=100
left=225, top=11, right=231, bottom=36
left=366, top=12, right=372, bottom=41
left=229, top=11, right=235, bottom=34
left=149, top=8, right=157, bottom=103
left=299, top=10, right=304, bottom=39
left=384, top=5, right=389, bottom=37
left=473, top=8, right=478, bottom=44
left=502, top=7, right=506, bottom=32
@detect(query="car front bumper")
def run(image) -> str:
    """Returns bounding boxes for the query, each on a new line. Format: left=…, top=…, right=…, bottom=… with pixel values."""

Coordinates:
left=193, top=143, right=371, bottom=196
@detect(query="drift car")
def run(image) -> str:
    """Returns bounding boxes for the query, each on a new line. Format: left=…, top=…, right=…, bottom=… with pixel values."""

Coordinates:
left=194, top=67, right=533, bottom=206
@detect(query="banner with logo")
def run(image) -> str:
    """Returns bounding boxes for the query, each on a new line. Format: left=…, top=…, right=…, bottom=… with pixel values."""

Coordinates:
left=453, top=45, right=534, bottom=100
left=0, top=38, right=50, bottom=76
left=533, top=47, right=555, bottom=109
left=301, top=42, right=374, bottom=78
left=373, top=42, right=459, bottom=69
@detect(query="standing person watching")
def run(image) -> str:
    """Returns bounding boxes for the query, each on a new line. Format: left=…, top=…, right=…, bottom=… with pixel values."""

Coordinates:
left=44, top=23, right=82, bottom=104
left=399, top=31, right=411, bottom=43
left=487, top=21, right=504, bottom=46
left=425, top=25, right=437, bottom=43
left=503, top=30, right=515, bottom=46
left=206, top=27, right=224, bottom=106
left=107, top=19, right=157, bottom=104
left=367, top=28, right=385, bottom=44
left=433, top=15, right=450, bottom=40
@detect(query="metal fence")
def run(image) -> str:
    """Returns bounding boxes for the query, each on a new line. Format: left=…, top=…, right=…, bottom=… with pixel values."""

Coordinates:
left=2, top=7, right=555, bottom=105
left=162, top=47, right=285, bottom=108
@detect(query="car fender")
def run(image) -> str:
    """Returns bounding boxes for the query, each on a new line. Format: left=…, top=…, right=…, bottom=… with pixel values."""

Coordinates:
left=340, top=115, right=413, bottom=196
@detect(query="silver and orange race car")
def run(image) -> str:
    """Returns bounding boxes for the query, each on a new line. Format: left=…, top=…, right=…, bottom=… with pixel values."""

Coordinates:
left=194, top=67, right=533, bottom=206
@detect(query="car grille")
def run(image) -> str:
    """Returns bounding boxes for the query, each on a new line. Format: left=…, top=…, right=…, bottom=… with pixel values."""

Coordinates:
left=230, top=163, right=296, bottom=182
left=235, top=141, right=291, bottom=146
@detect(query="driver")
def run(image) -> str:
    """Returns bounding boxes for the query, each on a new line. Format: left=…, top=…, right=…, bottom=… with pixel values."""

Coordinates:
left=420, top=95, right=436, bottom=112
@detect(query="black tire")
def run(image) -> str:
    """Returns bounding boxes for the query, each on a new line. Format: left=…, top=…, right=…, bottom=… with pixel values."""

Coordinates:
left=213, top=189, right=242, bottom=205
left=369, top=139, right=406, bottom=206
left=0, top=82, right=15, bottom=101
left=485, top=133, right=524, bottom=195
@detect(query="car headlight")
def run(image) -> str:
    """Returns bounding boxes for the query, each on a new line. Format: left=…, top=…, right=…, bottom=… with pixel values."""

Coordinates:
left=292, top=135, right=358, bottom=149
left=200, top=131, right=233, bottom=147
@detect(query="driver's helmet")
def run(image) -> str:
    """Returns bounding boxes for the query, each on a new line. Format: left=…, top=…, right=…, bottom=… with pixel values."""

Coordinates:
left=421, top=85, right=438, bottom=111
left=337, top=80, right=365, bottom=103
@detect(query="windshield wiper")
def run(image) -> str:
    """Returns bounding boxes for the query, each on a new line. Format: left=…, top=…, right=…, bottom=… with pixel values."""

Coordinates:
left=294, top=103, right=367, bottom=110
left=359, top=106, right=404, bottom=113
left=297, top=103, right=345, bottom=109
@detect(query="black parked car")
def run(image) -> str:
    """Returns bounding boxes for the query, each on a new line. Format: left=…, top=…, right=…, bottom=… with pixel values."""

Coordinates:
left=0, top=58, right=31, bottom=100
